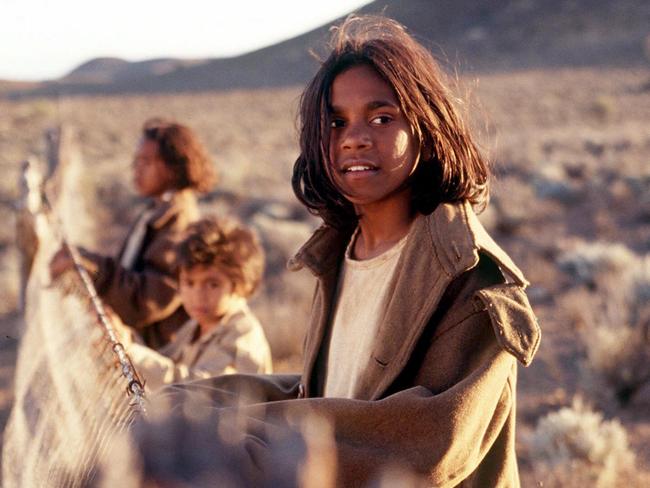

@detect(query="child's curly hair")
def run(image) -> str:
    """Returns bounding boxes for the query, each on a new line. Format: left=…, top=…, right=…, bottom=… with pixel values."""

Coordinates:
left=292, top=15, right=490, bottom=229
left=175, top=217, right=264, bottom=297
left=142, top=118, right=216, bottom=193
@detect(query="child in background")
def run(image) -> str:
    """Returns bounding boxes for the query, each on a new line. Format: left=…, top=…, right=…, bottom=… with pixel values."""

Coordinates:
left=50, top=119, right=215, bottom=350
left=146, top=15, right=541, bottom=487
left=128, top=217, right=272, bottom=392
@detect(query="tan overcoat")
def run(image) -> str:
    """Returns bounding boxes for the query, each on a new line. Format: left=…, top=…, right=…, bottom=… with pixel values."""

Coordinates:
left=157, top=201, right=541, bottom=487
left=129, top=298, right=273, bottom=392
left=82, top=189, right=199, bottom=349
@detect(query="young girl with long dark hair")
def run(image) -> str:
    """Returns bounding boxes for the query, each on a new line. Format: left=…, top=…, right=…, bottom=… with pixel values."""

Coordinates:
left=150, top=16, right=540, bottom=487
left=50, top=119, right=216, bottom=349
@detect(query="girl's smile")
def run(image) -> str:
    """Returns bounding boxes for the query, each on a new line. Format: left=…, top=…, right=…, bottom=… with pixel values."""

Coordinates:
left=339, top=158, right=378, bottom=178
left=328, top=64, right=419, bottom=212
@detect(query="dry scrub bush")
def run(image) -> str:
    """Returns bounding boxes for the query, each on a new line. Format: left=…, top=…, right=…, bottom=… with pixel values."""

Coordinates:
left=529, top=398, right=635, bottom=488
left=589, top=95, right=616, bottom=124
left=558, top=241, right=650, bottom=405
left=248, top=212, right=316, bottom=364
left=532, top=162, right=583, bottom=204
left=558, top=241, right=634, bottom=289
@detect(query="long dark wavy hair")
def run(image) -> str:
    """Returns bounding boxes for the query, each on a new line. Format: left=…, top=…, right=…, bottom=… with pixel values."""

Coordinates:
left=142, top=118, right=216, bottom=193
left=292, top=15, right=490, bottom=229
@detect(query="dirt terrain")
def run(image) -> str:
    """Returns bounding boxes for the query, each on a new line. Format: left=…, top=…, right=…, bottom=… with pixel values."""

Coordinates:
left=1, top=63, right=649, bottom=484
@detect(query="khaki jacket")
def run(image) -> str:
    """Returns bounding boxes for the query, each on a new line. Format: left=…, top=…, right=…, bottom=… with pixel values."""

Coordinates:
left=83, top=189, right=199, bottom=349
left=157, top=201, right=540, bottom=487
left=129, top=298, right=273, bottom=392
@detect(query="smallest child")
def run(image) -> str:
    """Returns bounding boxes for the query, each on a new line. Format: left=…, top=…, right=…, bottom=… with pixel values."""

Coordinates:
left=128, top=217, right=272, bottom=392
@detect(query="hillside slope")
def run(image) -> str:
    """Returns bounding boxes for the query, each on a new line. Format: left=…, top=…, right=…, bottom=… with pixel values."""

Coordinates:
left=5, top=0, right=649, bottom=97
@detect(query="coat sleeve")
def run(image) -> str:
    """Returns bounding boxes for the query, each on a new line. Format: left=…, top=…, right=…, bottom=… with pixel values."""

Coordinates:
left=129, top=309, right=275, bottom=392
left=78, top=225, right=182, bottom=330
left=246, top=310, right=518, bottom=486
left=128, top=342, right=244, bottom=393
left=148, top=283, right=538, bottom=486
left=157, top=373, right=303, bottom=409
left=151, top=310, right=519, bottom=486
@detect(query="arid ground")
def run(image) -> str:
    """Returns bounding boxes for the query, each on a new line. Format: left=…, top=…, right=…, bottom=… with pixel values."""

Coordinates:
left=1, top=65, right=649, bottom=485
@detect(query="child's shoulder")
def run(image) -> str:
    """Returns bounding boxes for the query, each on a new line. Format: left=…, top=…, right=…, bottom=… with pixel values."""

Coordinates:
left=219, top=300, right=272, bottom=363
left=148, top=189, right=200, bottom=232
left=427, top=202, right=540, bottom=366
left=425, top=201, right=528, bottom=288
left=221, top=300, right=266, bottom=337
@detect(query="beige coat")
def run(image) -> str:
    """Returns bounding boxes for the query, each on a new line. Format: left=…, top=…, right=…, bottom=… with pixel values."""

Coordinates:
left=82, top=189, right=199, bottom=349
left=129, top=298, right=272, bottom=392
left=156, top=201, right=540, bottom=487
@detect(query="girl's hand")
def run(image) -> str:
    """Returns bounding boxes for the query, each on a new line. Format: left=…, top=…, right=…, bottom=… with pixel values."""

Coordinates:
left=49, top=248, right=74, bottom=281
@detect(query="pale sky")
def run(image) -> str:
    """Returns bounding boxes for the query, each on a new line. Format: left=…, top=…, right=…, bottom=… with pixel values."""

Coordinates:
left=1, top=0, right=372, bottom=81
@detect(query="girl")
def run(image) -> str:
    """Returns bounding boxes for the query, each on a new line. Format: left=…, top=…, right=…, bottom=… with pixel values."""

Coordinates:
left=50, top=119, right=216, bottom=350
left=151, top=16, right=540, bottom=487
left=128, top=217, right=272, bottom=392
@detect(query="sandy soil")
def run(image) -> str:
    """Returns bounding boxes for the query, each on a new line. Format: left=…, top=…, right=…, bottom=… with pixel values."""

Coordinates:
left=1, top=66, right=649, bottom=484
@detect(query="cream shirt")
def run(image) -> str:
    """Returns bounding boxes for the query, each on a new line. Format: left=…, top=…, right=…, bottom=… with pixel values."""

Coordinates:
left=119, top=191, right=175, bottom=270
left=128, top=298, right=272, bottom=392
left=324, top=230, right=408, bottom=398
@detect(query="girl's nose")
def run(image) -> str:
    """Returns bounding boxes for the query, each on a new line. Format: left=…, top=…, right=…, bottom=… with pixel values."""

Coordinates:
left=341, top=123, right=372, bottom=151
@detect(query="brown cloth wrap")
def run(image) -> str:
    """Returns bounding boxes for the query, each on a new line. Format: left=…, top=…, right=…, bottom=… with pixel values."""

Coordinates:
left=153, top=201, right=540, bottom=487
left=81, top=189, right=199, bottom=349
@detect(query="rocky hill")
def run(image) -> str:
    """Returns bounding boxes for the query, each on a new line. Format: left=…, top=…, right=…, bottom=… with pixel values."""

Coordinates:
left=4, top=0, right=649, bottom=97
left=61, top=57, right=211, bottom=84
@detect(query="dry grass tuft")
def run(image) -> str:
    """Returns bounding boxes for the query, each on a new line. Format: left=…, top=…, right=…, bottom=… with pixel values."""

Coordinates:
left=559, top=242, right=650, bottom=406
left=529, top=398, right=635, bottom=487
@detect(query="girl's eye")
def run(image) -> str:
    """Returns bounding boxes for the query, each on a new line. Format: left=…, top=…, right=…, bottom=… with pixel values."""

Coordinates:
left=370, top=115, right=392, bottom=125
left=208, top=281, right=221, bottom=289
left=330, top=118, right=345, bottom=128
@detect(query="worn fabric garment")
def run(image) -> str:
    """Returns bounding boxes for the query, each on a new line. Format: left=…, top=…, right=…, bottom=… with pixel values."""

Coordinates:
left=154, top=201, right=541, bottom=487
left=324, top=228, right=408, bottom=398
left=80, top=189, right=200, bottom=349
left=119, top=206, right=157, bottom=269
left=128, top=298, right=272, bottom=392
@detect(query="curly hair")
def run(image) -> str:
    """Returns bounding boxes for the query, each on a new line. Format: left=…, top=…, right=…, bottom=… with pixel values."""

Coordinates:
left=175, top=217, right=264, bottom=298
left=292, top=15, right=490, bottom=229
left=142, top=118, right=216, bottom=193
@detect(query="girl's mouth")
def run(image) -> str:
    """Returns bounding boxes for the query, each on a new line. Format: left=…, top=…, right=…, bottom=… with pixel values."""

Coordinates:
left=340, top=160, right=378, bottom=174
left=345, top=165, right=376, bottom=173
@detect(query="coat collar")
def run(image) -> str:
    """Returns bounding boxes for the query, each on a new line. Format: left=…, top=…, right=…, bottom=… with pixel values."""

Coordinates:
left=287, top=224, right=351, bottom=277
left=290, top=201, right=528, bottom=399
left=148, top=189, right=197, bottom=231
left=288, top=201, right=527, bottom=286
left=117, top=189, right=198, bottom=263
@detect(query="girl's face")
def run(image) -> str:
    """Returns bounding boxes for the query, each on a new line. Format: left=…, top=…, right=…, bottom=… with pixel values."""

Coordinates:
left=132, top=138, right=175, bottom=197
left=328, top=64, right=419, bottom=213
